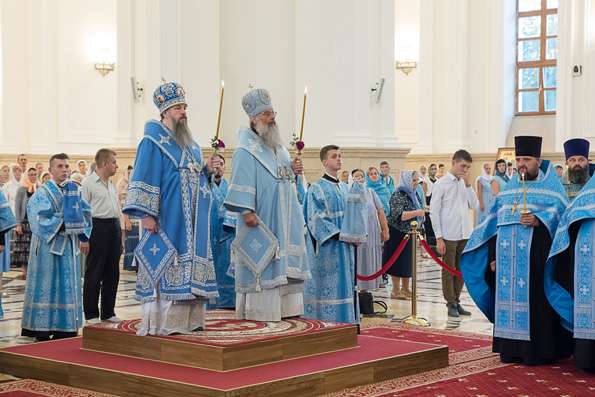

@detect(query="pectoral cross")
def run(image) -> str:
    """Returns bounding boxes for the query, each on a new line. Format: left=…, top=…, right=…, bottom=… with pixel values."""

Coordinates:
left=149, top=243, right=160, bottom=256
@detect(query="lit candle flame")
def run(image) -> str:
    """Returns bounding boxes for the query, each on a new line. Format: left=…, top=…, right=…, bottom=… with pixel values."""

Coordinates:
left=221, top=80, right=225, bottom=88
left=304, top=86, right=308, bottom=95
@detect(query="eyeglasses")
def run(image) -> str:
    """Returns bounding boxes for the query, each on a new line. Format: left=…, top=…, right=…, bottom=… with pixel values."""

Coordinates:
left=261, top=111, right=277, bottom=117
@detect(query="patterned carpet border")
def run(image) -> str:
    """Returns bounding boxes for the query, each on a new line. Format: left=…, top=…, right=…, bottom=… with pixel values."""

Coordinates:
left=323, top=356, right=507, bottom=397
left=324, top=322, right=500, bottom=397
left=0, top=379, right=115, bottom=396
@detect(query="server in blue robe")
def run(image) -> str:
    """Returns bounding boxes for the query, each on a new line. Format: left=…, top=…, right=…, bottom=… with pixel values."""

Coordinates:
left=560, top=138, right=593, bottom=202
left=224, top=88, right=310, bottom=321
left=209, top=154, right=236, bottom=309
left=0, top=189, right=16, bottom=318
left=304, top=145, right=367, bottom=324
left=545, top=138, right=595, bottom=371
left=124, top=82, right=220, bottom=335
left=461, top=136, right=573, bottom=365
left=21, top=153, right=92, bottom=341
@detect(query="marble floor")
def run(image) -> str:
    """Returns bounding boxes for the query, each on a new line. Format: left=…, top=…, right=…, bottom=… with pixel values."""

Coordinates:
left=0, top=252, right=493, bottom=350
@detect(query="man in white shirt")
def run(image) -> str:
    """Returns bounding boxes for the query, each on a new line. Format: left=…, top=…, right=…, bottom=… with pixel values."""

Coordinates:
left=81, top=149, right=122, bottom=324
left=430, top=150, right=479, bottom=317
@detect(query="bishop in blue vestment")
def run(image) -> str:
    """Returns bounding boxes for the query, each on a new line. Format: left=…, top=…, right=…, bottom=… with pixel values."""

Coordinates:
left=545, top=141, right=595, bottom=370
left=208, top=155, right=236, bottom=309
left=304, top=145, right=367, bottom=324
left=123, top=82, right=219, bottom=335
left=461, top=136, right=572, bottom=365
left=224, top=88, right=310, bottom=321
left=21, top=154, right=92, bottom=341
left=0, top=190, right=16, bottom=319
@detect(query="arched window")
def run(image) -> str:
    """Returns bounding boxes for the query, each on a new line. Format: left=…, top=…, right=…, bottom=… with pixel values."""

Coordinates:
left=516, top=0, right=558, bottom=115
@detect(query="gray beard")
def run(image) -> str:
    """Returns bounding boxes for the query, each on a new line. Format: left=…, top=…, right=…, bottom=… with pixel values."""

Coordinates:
left=254, top=121, right=283, bottom=149
left=174, top=118, right=193, bottom=147
left=569, top=166, right=589, bottom=184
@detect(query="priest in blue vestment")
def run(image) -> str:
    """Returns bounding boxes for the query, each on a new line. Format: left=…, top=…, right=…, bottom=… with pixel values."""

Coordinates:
left=21, top=153, right=92, bottom=341
left=209, top=154, right=236, bottom=309
left=124, top=82, right=220, bottom=335
left=0, top=189, right=16, bottom=319
left=224, top=88, right=310, bottom=321
left=545, top=139, right=595, bottom=371
left=304, top=145, right=368, bottom=324
left=461, top=136, right=573, bottom=365
left=560, top=138, right=593, bottom=202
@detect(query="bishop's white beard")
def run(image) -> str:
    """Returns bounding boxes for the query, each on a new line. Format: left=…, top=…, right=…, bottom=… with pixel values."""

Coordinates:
left=254, top=120, right=283, bottom=149
left=174, top=118, right=193, bottom=147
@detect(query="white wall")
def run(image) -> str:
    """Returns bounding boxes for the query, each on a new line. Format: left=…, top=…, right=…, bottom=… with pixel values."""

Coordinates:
left=1, top=0, right=593, bottom=157
left=556, top=0, right=595, bottom=150
left=2, top=0, right=119, bottom=154
left=397, top=0, right=516, bottom=155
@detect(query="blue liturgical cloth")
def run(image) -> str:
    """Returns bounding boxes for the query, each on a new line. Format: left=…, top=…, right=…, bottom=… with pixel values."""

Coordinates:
left=461, top=160, right=567, bottom=341
left=545, top=173, right=595, bottom=340
left=209, top=178, right=236, bottom=308
left=123, top=120, right=218, bottom=303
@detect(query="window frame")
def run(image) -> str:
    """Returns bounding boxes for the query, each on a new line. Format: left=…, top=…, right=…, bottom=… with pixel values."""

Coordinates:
left=515, top=0, right=558, bottom=116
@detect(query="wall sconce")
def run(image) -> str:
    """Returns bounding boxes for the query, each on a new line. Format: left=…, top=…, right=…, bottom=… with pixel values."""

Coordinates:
left=395, top=61, right=417, bottom=75
left=95, top=62, right=116, bottom=77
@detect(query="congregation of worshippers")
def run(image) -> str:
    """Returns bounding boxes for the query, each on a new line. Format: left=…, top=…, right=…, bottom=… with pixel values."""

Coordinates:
left=1, top=81, right=595, bottom=371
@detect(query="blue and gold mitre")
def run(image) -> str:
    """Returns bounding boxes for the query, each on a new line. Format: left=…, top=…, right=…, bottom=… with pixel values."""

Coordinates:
left=153, top=82, right=187, bottom=114
left=242, top=88, right=273, bottom=118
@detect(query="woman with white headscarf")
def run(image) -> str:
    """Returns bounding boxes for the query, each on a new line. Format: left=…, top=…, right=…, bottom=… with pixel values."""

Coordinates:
left=384, top=171, right=425, bottom=300
left=475, top=162, right=493, bottom=225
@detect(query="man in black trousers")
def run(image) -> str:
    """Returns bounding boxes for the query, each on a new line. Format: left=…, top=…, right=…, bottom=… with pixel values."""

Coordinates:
left=81, top=148, right=122, bottom=324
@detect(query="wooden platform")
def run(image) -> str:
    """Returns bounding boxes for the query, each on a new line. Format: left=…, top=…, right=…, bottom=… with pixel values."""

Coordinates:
left=82, top=321, right=358, bottom=371
left=0, top=335, right=449, bottom=397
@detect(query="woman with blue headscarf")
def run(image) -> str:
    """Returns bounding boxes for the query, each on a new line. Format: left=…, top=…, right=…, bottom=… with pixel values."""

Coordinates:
left=491, top=159, right=509, bottom=195
left=383, top=171, right=425, bottom=300
left=366, top=167, right=391, bottom=217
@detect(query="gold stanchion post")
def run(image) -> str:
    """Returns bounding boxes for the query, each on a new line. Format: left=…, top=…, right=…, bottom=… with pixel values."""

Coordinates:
left=401, top=221, right=431, bottom=327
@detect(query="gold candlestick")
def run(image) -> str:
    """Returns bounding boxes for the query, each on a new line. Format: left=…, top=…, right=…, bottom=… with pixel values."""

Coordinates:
left=299, top=86, right=307, bottom=142
left=215, top=80, right=225, bottom=141
left=520, top=172, right=530, bottom=214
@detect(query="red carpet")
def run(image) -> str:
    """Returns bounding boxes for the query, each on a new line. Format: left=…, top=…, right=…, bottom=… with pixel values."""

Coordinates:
left=2, top=335, right=441, bottom=390
left=389, top=360, right=595, bottom=397
left=0, top=379, right=114, bottom=396
left=324, top=324, right=595, bottom=396
left=85, top=310, right=352, bottom=347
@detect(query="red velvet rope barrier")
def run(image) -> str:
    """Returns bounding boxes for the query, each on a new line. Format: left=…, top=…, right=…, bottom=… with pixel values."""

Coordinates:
left=419, top=239, right=462, bottom=278
left=356, top=235, right=410, bottom=281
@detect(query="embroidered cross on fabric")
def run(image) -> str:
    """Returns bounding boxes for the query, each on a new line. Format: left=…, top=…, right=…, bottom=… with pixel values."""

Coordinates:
left=579, top=285, right=590, bottom=296
left=159, top=134, right=171, bottom=145
left=149, top=243, right=160, bottom=256
left=249, top=239, right=263, bottom=252
left=517, top=278, right=526, bottom=288
left=199, top=184, right=210, bottom=198
left=518, top=240, right=527, bottom=250
left=500, top=240, right=510, bottom=249
left=500, top=276, right=509, bottom=286
left=72, top=202, right=79, bottom=211
left=580, top=244, right=590, bottom=256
